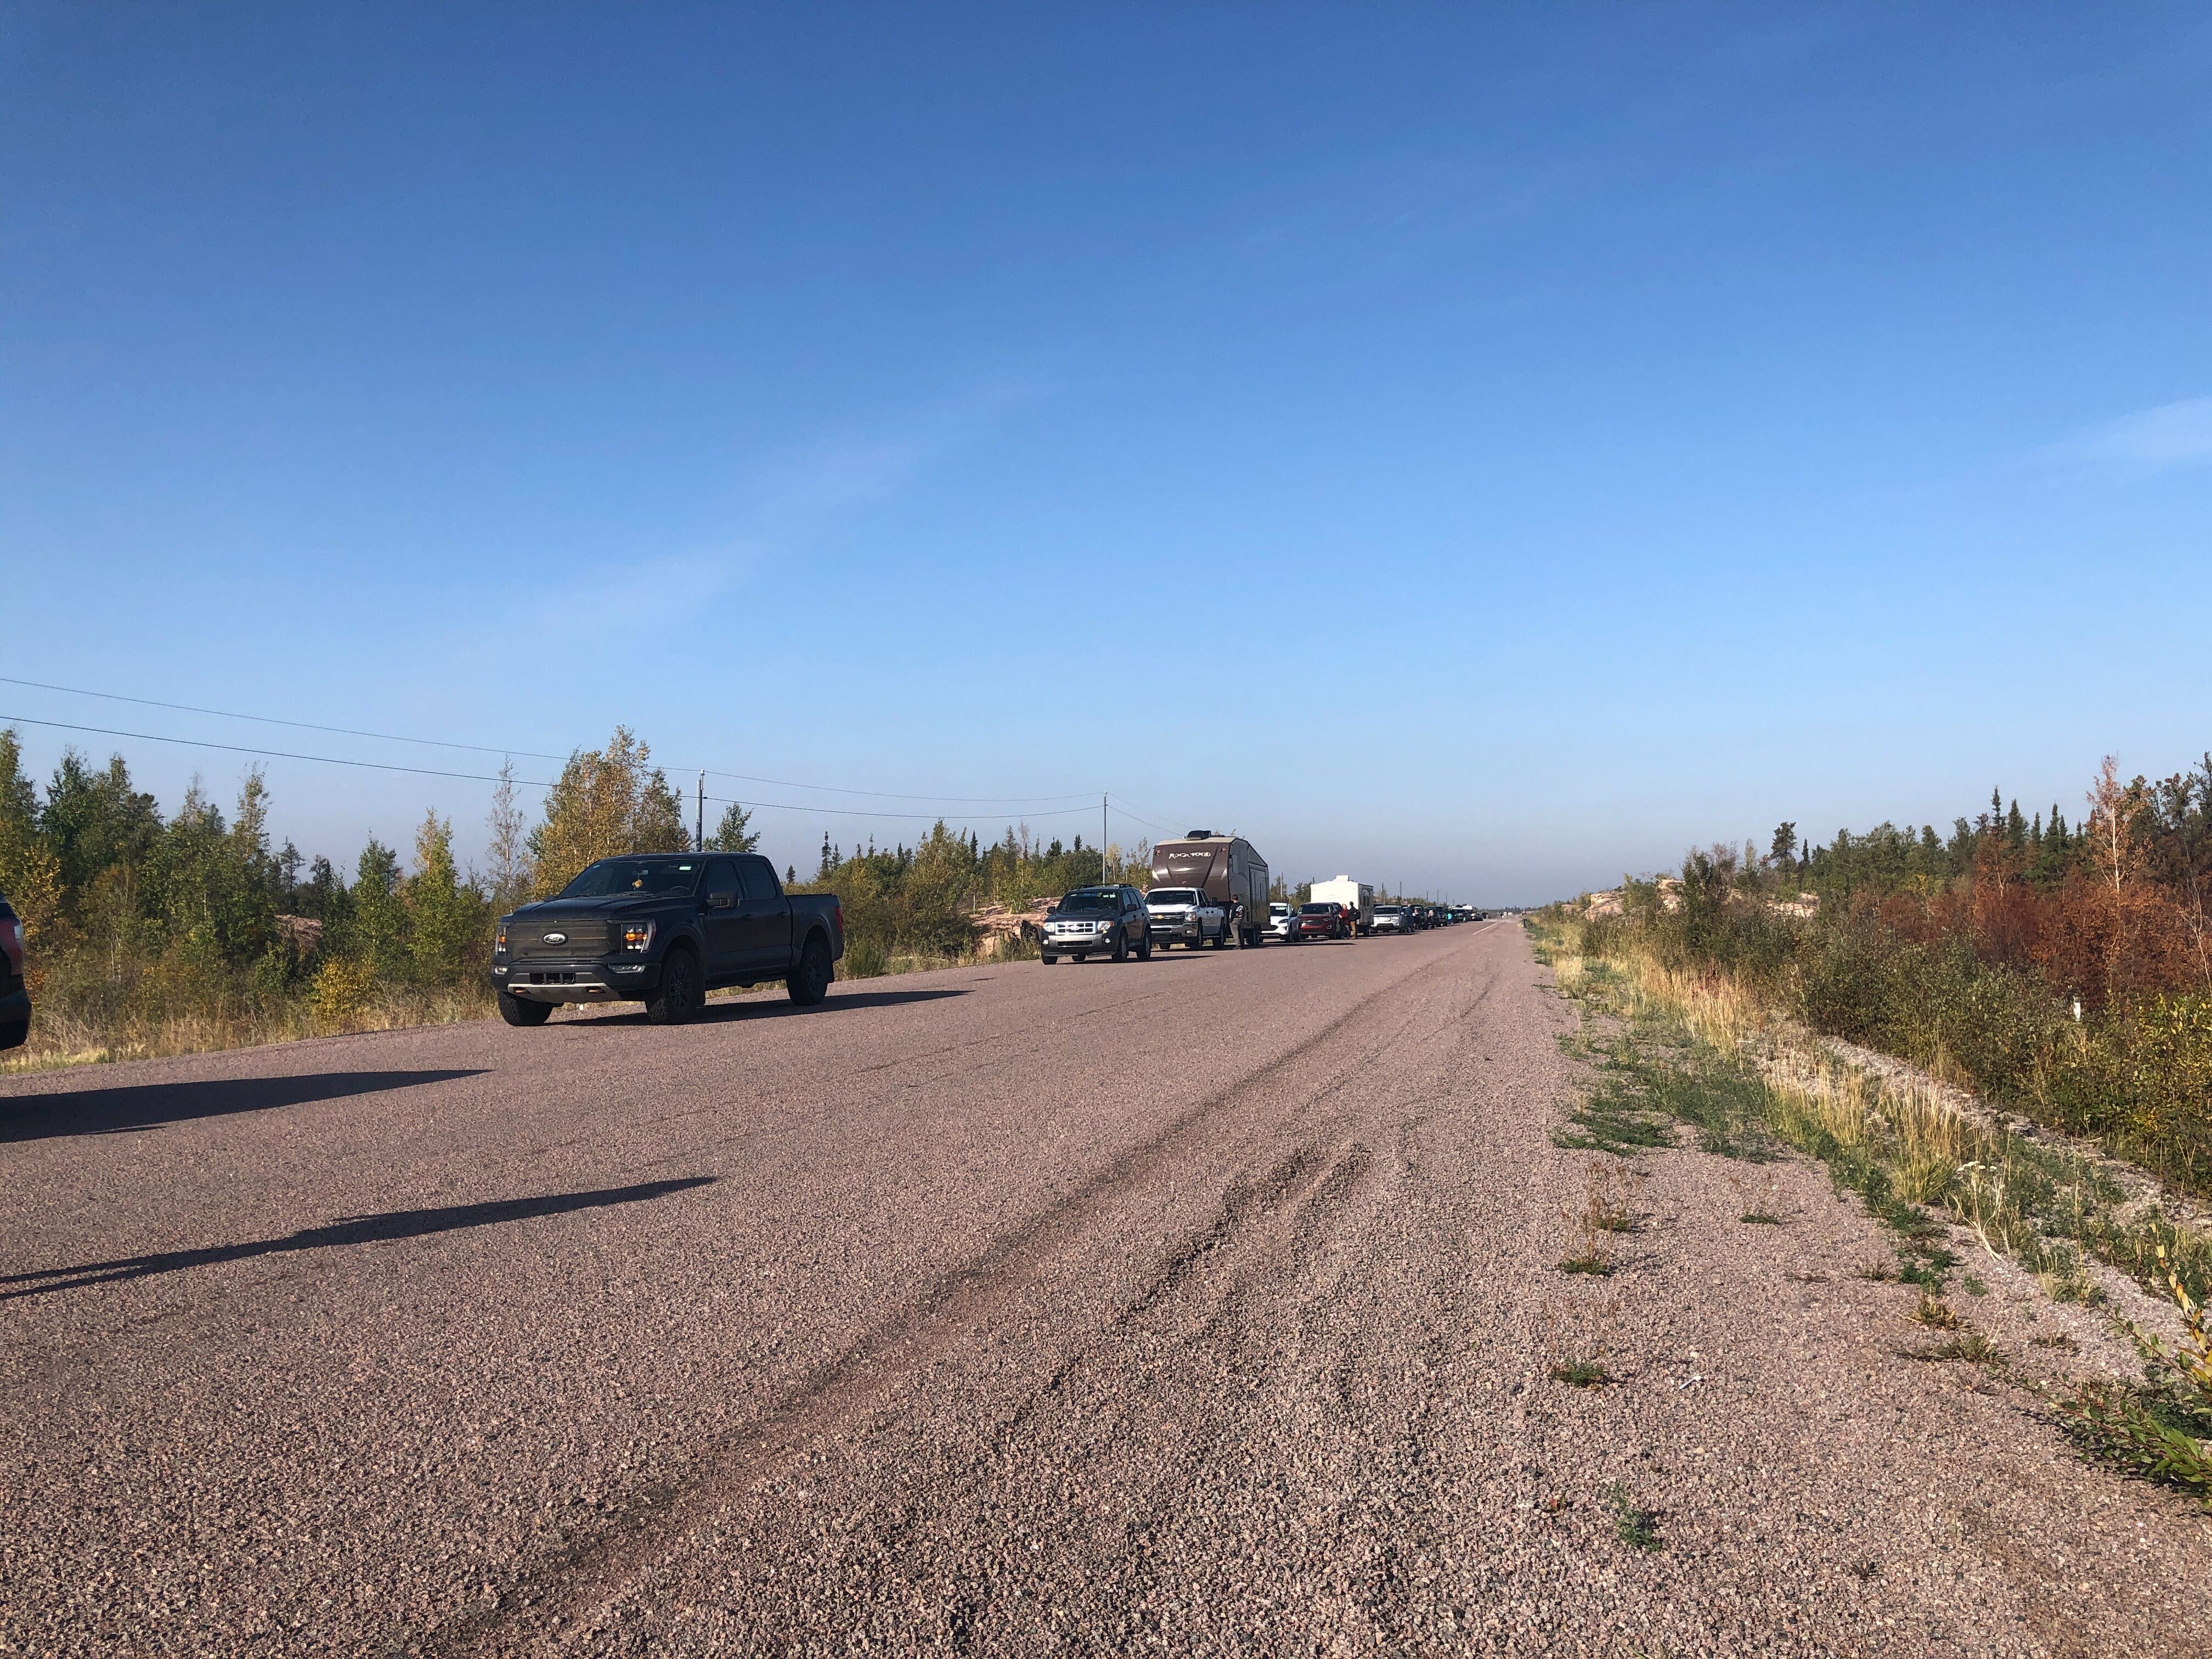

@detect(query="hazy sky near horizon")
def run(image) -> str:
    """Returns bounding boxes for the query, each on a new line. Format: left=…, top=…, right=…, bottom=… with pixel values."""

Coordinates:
left=5, top=4, right=2209, bottom=902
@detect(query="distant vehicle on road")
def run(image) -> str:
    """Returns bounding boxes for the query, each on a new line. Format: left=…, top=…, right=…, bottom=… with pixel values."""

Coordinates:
left=1308, top=877, right=1375, bottom=936
left=1289, top=901, right=1348, bottom=942
left=1263, top=901, right=1295, bottom=941
left=492, top=853, right=845, bottom=1027
left=1152, top=832, right=1271, bottom=946
left=1043, top=885, right=1151, bottom=964
left=0, top=889, right=28, bottom=1051
left=1370, top=904, right=1412, bottom=935
left=1145, top=886, right=1230, bottom=949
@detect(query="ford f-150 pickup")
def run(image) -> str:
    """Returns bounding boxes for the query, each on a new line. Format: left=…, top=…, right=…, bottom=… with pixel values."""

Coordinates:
left=490, top=853, right=844, bottom=1028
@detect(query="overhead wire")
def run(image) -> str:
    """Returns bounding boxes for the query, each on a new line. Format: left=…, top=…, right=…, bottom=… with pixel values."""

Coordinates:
left=0, top=714, right=1100, bottom=823
left=0, top=675, right=1096, bottom=808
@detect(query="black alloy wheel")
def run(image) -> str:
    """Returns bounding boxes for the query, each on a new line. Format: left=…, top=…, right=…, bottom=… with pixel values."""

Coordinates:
left=498, top=990, right=554, bottom=1028
left=647, top=947, right=701, bottom=1025
left=788, top=935, right=833, bottom=1005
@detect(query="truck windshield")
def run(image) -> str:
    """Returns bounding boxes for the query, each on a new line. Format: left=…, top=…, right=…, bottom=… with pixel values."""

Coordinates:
left=1148, top=889, right=1200, bottom=906
left=559, top=859, right=702, bottom=899
left=1056, top=890, right=1115, bottom=914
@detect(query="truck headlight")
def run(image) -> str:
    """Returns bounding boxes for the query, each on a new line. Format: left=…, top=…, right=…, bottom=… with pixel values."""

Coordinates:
left=622, top=922, right=655, bottom=952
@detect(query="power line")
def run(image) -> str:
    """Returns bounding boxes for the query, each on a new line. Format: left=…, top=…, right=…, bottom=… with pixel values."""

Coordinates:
left=1, top=714, right=554, bottom=788
left=697, top=792, right=1092, bottom=823
left=1108, top=795, right=1189, bottom=837
left=0, top=674, right=1096, bottom=808
left=0, top=714, right=1099, bottom=823
left=0, top=676, right=571, bottom=764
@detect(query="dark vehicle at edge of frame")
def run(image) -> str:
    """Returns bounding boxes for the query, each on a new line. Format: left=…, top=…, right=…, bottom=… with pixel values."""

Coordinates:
left=490, top=853, right=844, bottom=1028
left=0, top=889, right=29, bottom=1051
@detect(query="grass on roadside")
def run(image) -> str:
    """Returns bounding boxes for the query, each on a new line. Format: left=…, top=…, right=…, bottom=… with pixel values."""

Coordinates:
left=1531, top=915, right=2212, bottom=1508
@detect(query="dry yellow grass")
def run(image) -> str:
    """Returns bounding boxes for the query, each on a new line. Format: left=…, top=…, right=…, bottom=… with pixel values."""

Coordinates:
left=1, top=981, right=499, bottom=1075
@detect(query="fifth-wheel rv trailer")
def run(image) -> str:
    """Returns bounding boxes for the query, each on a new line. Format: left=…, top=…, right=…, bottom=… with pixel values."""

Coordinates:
left=1308, top=877, right=1376, bottom=935
left=1150, top=832, right=1271, bottom=946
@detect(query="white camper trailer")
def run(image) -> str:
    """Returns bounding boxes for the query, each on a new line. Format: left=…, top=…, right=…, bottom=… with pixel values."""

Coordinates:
left=1309, top=877, right=1375, bottom=935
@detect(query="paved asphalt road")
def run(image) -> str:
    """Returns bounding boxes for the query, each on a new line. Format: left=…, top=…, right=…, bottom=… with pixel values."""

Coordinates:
left=2, top=923, right=2206, bottom=1657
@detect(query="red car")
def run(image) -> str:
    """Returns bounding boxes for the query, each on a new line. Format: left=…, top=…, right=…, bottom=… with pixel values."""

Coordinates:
left=1289, top=901, right=1348, bottom=942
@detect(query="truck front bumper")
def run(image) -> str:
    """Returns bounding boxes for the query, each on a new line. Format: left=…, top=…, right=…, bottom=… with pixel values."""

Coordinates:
left=1147, top=918, right=1203, bottom=938
left=492, top=958, right=661, bottom=1002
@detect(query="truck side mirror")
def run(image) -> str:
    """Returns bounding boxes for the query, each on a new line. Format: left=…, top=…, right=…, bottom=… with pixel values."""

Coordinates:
left=708, top=890, right=736, bottom=910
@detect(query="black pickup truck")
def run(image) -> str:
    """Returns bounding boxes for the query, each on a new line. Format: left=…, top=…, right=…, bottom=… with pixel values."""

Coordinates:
left=490, top=853, right=844, bottom=1028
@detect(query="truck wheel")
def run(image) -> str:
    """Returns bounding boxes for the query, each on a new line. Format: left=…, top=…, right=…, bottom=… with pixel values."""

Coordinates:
left=647, top=947, right=701, bottom=1024
left=1137, top=932, right=1152, bottom=961
left=1111, top=928, right=1127, bottom=963
left=788, top=935, right=833, bottom=1005
left=497, top=991, right=554, bottom=1028
left=1042, top=953, right=1058, bottom=965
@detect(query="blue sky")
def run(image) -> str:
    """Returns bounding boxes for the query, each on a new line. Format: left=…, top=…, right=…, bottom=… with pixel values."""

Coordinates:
left=4, top=4, right=2209, bottom=902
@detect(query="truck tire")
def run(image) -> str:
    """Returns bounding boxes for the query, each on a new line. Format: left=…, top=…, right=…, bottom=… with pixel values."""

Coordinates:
left=497, top=991, right=553, bottom=1028
left=647, top=946, right=701, bottom=1025
left=1042, top=952, right=1058, bottom=965
left=788, top=935, right=833, bottom=1005
left=1111, top=927, right=1127, bottom=963
left=1136, top=932, right=1152, bottom=961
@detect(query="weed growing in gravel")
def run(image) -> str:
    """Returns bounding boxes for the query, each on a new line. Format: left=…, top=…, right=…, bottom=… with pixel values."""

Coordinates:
left=1582, top=1161, right=1643, bottom=1232
left=2054, top=1245, right=2212, bottom=1506
left=2031, top=1331, right=2080, bottom=1352
left=1550, top=1357, right=1614, bottom=1388
left=1559, top=1250, right=1614, bottom=1277
left=1602, top=1483, right=1663, bottom=1550
left=1909, top=1328, right=2005, bottom=1367
left=1910, top=1293, right=1961, bottom=1330
left=1740, top=1210, right=1783, bottom=1224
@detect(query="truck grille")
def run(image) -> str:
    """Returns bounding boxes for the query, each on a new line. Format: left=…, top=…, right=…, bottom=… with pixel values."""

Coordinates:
left=512, top=921, right=611, bottom=958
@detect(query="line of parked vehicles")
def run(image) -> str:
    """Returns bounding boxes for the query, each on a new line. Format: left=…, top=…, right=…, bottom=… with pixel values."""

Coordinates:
left=1037, top=834, right=1484, bottom=965
left=0, top=828, right=1488, bottom=1051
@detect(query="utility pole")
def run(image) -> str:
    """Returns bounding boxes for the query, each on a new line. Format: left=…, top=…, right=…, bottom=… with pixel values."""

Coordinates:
left=1102, top=793, right=1109, bottom=885
left=696, top=772, right=704, bottom=853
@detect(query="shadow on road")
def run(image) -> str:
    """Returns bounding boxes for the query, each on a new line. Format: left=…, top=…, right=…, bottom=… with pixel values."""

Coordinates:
left=1, top=1175, right=716, bottom=1300
left=0, top=1069, right=487, bottom=1143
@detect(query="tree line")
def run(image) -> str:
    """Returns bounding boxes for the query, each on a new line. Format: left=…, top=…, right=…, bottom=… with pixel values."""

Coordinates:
left=1581, top=754, right=2212, bottom=1195
left=0, top=725, right=1150, bottom=1057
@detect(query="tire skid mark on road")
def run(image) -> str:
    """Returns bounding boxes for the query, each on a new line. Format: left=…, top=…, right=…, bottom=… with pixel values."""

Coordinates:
left=843, top=984, right=1189, bottom=1077
left=625, top=957, right=1471, bottom=1649
left=427, top=932, right=1487, bottom=1657
left=936, top=978, right=1464, bottom=1643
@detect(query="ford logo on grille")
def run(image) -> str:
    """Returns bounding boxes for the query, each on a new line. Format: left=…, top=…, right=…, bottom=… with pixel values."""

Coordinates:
left=543, top=931, right=567, bottom=945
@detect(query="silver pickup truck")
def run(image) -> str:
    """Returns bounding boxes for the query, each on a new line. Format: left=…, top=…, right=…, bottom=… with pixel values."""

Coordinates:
left=1144, top=886, right=1232, bottom=949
